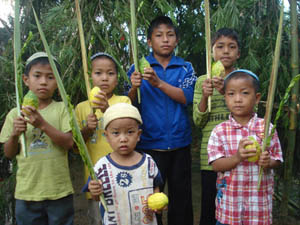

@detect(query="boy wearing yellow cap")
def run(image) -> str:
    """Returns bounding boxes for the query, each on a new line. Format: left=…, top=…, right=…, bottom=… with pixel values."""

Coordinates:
left=85, top=103, right=163, bottom=225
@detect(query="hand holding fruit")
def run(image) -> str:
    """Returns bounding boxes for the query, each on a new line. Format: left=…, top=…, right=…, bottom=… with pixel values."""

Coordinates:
left=143, top=67, right=162, bottom=88
left=22, top=90, right=39, bottom=116
left=236, top=137, right=258, bottom=162
left=89, top=86, right=109, bottom=113
left=147, top=192, right=168, bottom=213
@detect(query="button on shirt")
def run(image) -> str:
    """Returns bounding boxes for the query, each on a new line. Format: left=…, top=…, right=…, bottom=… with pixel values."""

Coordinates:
left=207, top=114, right=283, bottom=225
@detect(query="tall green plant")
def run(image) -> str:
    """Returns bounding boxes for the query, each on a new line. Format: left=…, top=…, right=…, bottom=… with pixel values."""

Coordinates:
left=280, top=0, right=299, bottom=221
left=257, top=3, right=284, bottom=190
left=130, top=0, right=141, bottom=104
left=13, top=0, right=27, bottom=157
left=32, top=6, right=107, bottom=211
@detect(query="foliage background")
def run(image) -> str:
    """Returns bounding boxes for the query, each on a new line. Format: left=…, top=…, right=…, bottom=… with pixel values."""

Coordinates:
left=0, top=0, right=299, bottom=224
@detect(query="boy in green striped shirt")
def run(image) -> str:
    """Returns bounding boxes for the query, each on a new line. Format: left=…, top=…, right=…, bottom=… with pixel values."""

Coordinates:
left=193, top=28, right=241, bottom=225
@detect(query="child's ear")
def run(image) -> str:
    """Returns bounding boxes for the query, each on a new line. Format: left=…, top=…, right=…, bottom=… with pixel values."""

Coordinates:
left=147, top=39, right=152, bottom=48
left=22, top=74, right=29, bottom=87
left=137, top=129, right=142, bottom=141
left=255, top=92, right=261, bottom=105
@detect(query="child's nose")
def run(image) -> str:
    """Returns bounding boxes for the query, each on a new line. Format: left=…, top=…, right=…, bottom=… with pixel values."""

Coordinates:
left=120, top=134, right=128, bottom=142
left=40, top=76, right=47, bottom=84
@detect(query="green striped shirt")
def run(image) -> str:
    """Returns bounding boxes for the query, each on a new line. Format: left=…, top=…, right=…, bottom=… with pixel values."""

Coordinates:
left=193, top=75, right=230, bottom=170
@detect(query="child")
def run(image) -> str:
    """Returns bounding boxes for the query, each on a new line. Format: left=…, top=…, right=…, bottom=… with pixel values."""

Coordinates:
left=87, top=103, right=163, bottom=225
left=0, top=52, right=74, bottom=225
left=75, top=52, right=131, bottom=225
left=207, top=69, right=283, bottom=225
left=127, top=15, right=196, bottom=225
left=193, top=28, right=240, bottom=225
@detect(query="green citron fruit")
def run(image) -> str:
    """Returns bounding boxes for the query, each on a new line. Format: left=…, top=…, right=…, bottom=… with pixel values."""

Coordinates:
left=245, top=136, right=261, bottom=162
left=22, top=90, right=39, bottom=115
left=148, top=192, right=168, bottom=210
left=89, top=86, right=101, bottom=107
left=212, top=60, right=225, bottom=77
left=139, top=56, right=150, bottom=73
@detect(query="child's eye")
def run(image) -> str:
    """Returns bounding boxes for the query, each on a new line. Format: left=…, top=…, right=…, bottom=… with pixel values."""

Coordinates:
left=109, top=72, right=116, bottom=76
left=48, top=75, right=55, bottom=79
left=242, top=91, right=249, bottom=95
left=33, top=74, right=40, bottom=78
left=112, top=131, right=119, bottom=135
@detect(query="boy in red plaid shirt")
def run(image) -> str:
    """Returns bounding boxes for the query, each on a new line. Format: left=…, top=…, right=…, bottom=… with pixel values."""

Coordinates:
left=207, top=69, right=283, bottom=225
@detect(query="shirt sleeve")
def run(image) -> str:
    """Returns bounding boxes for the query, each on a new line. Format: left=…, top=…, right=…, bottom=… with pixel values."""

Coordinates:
left=181, top=62, right=197, bottom=105
left=193, top=75, right=209, bottom=128
left=268, top=128, right=283, bottom=162
left=0, top=108, right=17, bottom=143
left=207, top=125, right=226, bottom=164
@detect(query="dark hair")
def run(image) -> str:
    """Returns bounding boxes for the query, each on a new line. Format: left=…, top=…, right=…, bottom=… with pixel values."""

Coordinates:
left=147, top=16, right=178, bottom=40
left=212, top=28, right=240, bottom=49
left=91, top=54, right=118, bottom=73
left=224, top=72, right=260, bottom=93
left=24, top=57, right=61, bottom=76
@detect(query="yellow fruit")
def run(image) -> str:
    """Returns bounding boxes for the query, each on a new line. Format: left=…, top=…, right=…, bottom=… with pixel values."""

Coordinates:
left=212, top=60, right=225, bottom=77
left=22, top=90, right=39, bottom=115
left=139, top=56, right=150, bottom=73
left=148, top=192, right=168, bottom=210
left=245, top=136, right=261, bottom=162
left=89, top=86, right=101, bottom=107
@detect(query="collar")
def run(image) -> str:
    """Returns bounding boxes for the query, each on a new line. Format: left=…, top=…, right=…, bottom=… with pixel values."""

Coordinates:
left=229, top=113, right=258, bottom=130
left=146, top=52, right=185, bottom=67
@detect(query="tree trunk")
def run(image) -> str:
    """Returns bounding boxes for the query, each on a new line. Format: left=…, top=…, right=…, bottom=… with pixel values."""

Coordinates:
left=279, top=0, right=299, bottom=223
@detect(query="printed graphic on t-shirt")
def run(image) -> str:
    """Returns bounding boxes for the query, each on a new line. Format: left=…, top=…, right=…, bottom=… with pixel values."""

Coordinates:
left=29, top=128, right=49, bottom=155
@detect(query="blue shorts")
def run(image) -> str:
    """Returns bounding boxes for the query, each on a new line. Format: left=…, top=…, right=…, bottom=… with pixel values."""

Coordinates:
left=15, top=194, right=74, bottom=225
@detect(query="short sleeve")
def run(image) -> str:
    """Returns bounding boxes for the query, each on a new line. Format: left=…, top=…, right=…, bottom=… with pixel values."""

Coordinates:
left=0, top=108, right=18, bottom=143
left=207, top=126, right=226, bottom=164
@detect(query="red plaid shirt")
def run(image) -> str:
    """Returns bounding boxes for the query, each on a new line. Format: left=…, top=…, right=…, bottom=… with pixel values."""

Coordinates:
left=208, top=114, right=283, bottom=225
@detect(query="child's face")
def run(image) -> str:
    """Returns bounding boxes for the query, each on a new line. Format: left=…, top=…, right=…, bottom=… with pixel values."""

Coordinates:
left=147, top=24, right=178, bottom=58
left=105, top=118, right=141, bottom=157
left=91, top=57, right=118, bottom=98
left=225, top=77, right=261, bottom=125
left=23, top=63, right=57, bottom=102
left=212, top=35, right=240, bottom=69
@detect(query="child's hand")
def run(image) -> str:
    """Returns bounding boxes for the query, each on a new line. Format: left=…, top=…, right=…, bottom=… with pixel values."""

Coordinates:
left=258, top=151, right=271, bottom=168
left=143, top=67, right=162, bottom=88
left=91, top=90, right=109, bottom=113
left=22, top=106, right=45, bottom=129
left=88, top=180, right=103, bottom=197
left=12, top=116, right=27, bottom=137
left=86, top=113, right=98, bottom=131
left=212, top=77, right=225, bottom=95
left=236, top=138, right=257, bottom=162
left=131, top=71, right=142, bottom=88
left=202, top=79, right=214, bottom=98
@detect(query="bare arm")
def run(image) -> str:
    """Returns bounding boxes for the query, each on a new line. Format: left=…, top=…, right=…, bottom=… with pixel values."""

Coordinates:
left=4, top=116, right=27, bottom=159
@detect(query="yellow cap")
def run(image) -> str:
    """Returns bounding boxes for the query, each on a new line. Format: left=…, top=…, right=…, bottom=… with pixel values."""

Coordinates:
left=103, top=103, right=142, bottom=129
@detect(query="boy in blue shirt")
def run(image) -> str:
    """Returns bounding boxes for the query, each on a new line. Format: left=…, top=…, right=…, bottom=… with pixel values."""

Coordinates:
left=127, top=16, right=196, bottom=225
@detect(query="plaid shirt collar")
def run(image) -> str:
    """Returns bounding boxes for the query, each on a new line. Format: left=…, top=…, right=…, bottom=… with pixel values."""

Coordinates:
left=229, top=113, right=265, bottom=141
